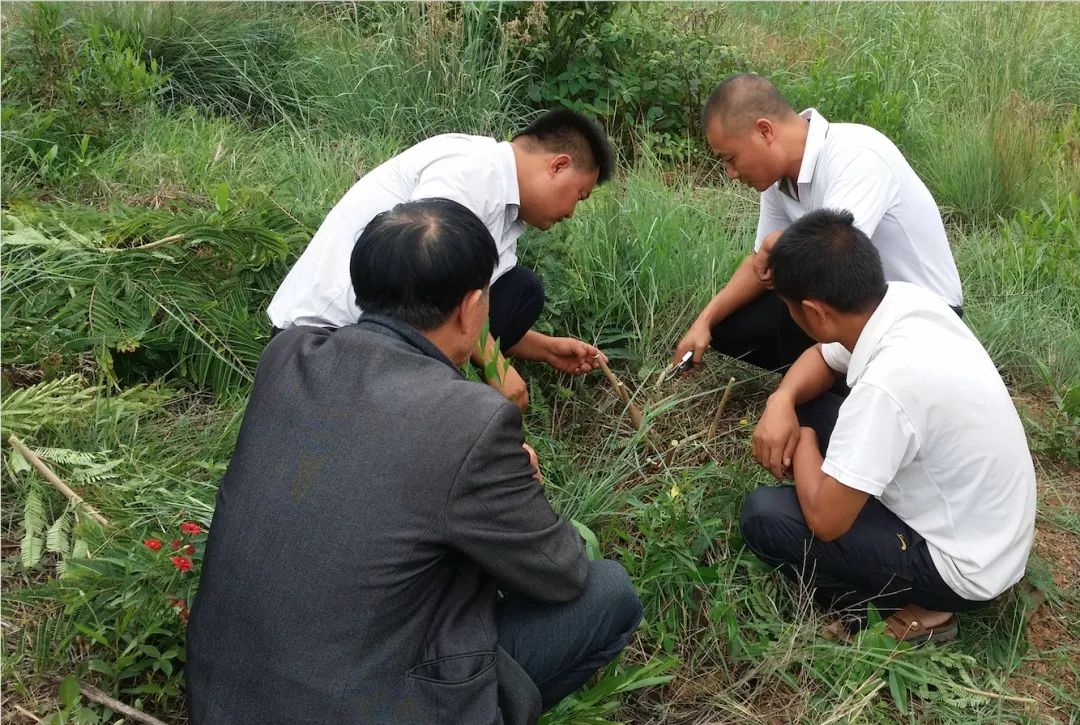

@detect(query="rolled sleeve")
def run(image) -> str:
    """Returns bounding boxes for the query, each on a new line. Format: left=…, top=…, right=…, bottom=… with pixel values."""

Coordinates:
left=820, top=342, right=851, bottom=374
left=755, top=187, right=792, bottom=251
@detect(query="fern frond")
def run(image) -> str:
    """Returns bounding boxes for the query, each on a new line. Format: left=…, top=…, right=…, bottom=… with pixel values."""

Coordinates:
left=21, top=486, right=45, bottom=569
left=0, top=375, right=99, bottom=437
left=46, top=509, right=72, bottom=556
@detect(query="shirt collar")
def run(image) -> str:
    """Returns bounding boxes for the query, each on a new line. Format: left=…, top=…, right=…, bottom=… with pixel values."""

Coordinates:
left=846, top=282, right=901, bottom=385
left=796, top=108, right=830, bottom=186
left=354, top=313, right=463, bottom=377
left=497, top=140, right=521, bottom=211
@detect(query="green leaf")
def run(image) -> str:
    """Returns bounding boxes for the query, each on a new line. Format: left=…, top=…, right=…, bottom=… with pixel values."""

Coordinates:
left=59, top=674, right=81, bottom=708
left=571, top=519, right=602, bottom=560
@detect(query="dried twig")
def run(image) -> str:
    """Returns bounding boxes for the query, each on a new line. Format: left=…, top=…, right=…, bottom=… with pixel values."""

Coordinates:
left=706, top=377, right=737, bottom=439
left=7, top=434, right=110, bottom=527
left=48, top=677, right=170, bottom=725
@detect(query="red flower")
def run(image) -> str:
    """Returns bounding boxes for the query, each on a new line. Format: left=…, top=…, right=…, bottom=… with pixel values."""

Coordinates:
left=180, top=522, right=202, bottom=535
left=170, top=538, right=182, bottom=551
left=184, top=544, right=196, bottom=555
left=170, top=556, right=193, bottom=572
left=143, top=538, right=163, bottom=551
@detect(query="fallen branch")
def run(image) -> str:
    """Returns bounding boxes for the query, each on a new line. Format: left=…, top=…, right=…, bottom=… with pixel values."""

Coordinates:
left=706, top=376, right=737, bottom=440
left=597, top=359, right=645, bottom=430
left=7, top=434, right=110, bottom=527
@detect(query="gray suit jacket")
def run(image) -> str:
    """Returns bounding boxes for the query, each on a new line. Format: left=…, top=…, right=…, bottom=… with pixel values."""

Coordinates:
left=186, top=315, right=588, bottom=724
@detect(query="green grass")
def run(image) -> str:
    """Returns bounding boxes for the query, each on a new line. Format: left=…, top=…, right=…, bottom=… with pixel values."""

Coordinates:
left=2, top=2, right=1079, bottom=723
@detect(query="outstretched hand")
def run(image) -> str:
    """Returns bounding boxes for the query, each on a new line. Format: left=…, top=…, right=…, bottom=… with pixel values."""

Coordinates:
left=545, top=336, right=607, bottom=376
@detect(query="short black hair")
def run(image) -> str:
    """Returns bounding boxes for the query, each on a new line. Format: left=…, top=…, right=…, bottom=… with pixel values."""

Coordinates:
left=350, top=198, right=498, bottom=331
left=702, top=73, right=796, bottom=134
left=513, top=108, right=614, bottom=184
left=770, top=209, right=887, bottom=314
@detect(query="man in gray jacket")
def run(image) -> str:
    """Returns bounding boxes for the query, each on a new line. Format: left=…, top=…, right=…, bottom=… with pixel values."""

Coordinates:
left=186, top=198, right=642, bottom=724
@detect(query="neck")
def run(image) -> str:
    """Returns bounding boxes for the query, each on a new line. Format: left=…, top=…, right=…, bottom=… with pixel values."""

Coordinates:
left=421, top=325, right=470, bottom=368
left=836, top=306, right=877, bottom=353
left=510, top=138, right=534, bottom=212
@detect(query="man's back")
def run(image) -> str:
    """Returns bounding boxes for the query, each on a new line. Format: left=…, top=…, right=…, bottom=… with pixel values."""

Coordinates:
left=267, top=134, right=520, bottom=329
left=821, top=283, right=1035, bottom=600
left=186, top=317, right=587, bottom=724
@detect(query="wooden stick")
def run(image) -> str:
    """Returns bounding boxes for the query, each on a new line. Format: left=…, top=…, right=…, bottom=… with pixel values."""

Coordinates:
left=101, top=233, right=185, bottom=253
left=59, top=679, right=170, bottom=725
left=706, top=377, right=737, bottom=439
left=12, top=704, right=42, bottom=722
left=597, top=359, right=645, bottom=429
left=8, top=435, right=110, bottom=527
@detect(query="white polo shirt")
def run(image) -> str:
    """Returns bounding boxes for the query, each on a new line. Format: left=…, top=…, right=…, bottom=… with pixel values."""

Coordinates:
left=756, top=110, right=963, bottom=308
left=819, top=282, right=1035, bottom=601
left=268, top=134, right=524, bottom=329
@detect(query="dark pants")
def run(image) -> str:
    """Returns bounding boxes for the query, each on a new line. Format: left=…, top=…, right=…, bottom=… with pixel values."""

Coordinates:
left=489, top=266, right=545, bottom=351
left=270, top=266, right=544, bottom=350
left=497, top=560, right=642, bottom=711
left=738, top=394, right=984, bottom=620
left=711, top=291, right=964, bottom=373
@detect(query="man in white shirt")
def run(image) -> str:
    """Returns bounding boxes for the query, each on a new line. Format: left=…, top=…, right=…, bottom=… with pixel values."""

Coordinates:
left=673, top=73, right=962, bottom=373
left=269, top=109, right=614, bottom=411
left=740, top=208, right=1035, bottom=642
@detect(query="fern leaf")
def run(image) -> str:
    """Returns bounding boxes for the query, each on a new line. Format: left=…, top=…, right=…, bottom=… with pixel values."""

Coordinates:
left=46, top=510, right=72, bottom=556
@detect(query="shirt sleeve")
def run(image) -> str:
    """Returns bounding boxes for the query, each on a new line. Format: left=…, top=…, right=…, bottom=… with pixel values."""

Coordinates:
left=755, top=186, right=792, bottom=251
left=820, top=148, right=899, bottom=238
left=444, top=404, right=588, bottom=602
left=820, top=342, right=851, bottom=374
left=821, top=383, right=920, bottom=496
left=411, top=156, right=515, bottom=280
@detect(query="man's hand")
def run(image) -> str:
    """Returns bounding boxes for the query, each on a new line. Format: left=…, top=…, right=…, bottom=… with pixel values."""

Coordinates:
left=751, top=391, right=802, bottom=480
left=672, top=320, right=712, bottom=371
left=488, top=362, right=529, bottom=413
left=752, top=229, right=782, bottom=288
left=522, top=442, right=543, bottom=486
left=544, top=336, right=606, bottom=376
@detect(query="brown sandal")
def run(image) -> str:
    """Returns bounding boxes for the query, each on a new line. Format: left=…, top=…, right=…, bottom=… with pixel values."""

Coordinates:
left=884, top=606, right=958, bottom=644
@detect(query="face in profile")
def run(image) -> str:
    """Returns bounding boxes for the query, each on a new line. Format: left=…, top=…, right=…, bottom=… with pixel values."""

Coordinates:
left=706, top=117, right=780, bottom=193
left=520, top=160, right=599, bottom=230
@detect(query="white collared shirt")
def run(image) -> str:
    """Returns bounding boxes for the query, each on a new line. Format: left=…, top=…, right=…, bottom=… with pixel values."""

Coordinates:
left=819, top=283, right=1036, bottom=600
left=268, top=134, right=524, bottom=329
left=756, top=109, right=963, bottom=308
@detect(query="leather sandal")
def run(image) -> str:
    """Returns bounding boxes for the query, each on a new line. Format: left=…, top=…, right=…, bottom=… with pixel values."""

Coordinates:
left=884, top=606, right=958, bottom=644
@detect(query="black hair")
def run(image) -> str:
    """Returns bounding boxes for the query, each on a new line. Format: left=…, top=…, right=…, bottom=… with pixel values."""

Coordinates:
left=350, top=198, right=498, bottom=331
left=770, top=208, right=888, bottom=313
left=513, top=108, right=614, bottom=184
left=702, top=73, right=796, bottom=133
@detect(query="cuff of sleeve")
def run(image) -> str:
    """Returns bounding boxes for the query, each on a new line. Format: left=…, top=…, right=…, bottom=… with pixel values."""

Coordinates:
left=821, top=459, right=887, bottom=497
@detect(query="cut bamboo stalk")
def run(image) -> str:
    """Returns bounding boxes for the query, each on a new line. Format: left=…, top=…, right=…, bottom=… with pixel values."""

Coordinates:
left=8, top=434, right=110, bottom=527
left=597, top=359, right=645, bottom=430
left=706, top=377, right=737, bottom=440
left=49, top=677, right=169, bottom=725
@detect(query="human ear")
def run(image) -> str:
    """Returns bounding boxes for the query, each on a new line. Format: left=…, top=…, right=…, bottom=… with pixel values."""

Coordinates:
left=551, top=153, right=572, bottom=175
left=754, top=118, right=775, bottom=143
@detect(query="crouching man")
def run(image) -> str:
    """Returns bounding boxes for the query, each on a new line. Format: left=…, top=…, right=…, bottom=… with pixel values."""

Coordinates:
left=739, top=208, right=1035, bottom=642
left=186, top=199, right=642, bottom=724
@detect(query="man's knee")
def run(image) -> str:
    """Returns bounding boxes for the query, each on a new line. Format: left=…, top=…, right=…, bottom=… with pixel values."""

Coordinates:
left=739, top=486, right=807, bottom=564
left=586, top=560, right=643, bottom=641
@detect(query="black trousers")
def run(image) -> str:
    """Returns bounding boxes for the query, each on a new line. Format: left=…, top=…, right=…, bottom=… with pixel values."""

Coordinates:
left=271, top=266, right=545, bottom=350
left=489, top=266, right=545, bottom=351
left=738, top=394, right=986, bottom=619
left=711, top=290, right=964, bottom=373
